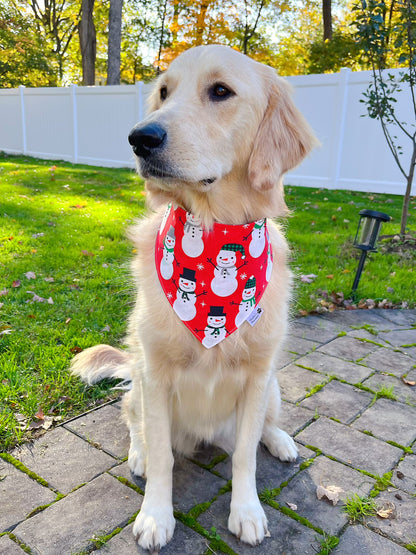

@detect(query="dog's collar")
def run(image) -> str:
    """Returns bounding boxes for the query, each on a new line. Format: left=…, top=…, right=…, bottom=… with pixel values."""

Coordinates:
left=155, top=204, right=273, bottom=348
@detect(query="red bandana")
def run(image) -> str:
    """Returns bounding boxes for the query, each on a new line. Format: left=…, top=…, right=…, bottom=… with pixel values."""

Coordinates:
left=155, top=204, right=273, bottom=348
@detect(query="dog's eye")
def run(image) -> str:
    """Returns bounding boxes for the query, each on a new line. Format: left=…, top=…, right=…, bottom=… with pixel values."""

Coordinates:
left=209, top=83, right=234, bottom=102
left=160, top=86, right=168, bottom=101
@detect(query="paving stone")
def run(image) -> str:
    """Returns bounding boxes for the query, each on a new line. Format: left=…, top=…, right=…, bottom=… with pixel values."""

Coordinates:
left=197, top=491, right=322, bottom=554
left=276, top=349, right=301, bottom=368
left=392, top=455, right=416, bottom=495
left=318, top=336, right=379, bottom=362
left=110, top=457, right=227, bottom=513
left=333, top=524, right=410, bottom=554
left=379, top=309, right=416, bottom=327
left=295, top=351, right=373, bottom=383
left=12, top=427, right=117, bottom=494
left=98, top=521, right=208, bottom=555
left=276, top=455, right=375, bottom=535
left=295, top=417, right=402, bottom=475
left=379, top=329, right=416, bottom=349
left=0, top=460, right=56, bottom=532
left=256, top=444, right=302, bottom=493
left=190, top=443, right=228, bottom=467
left=361, top=347, right=416, bottom=376
left=322, top=309, right=394, bottom=330
left=300, top=380, right=373, bottom=424
left=367, top=489, right=416, bottom=546
left=289, top=315, right=345, bottom=343
left=347, top=328, right=391, bottom=347
left=13, top=473, right=142, bottom=555
left=363, top=373, right=416, bottom=405
left=278, top=400, right=315, bottom=436
left=277, top=364, right=328, bottom=402
left=351, top=398, right=416, bottom=446
left=65, top=404, right=130, bottom=459
left=0, top=535, right=27, bottom=554
left=283, top=335, right=320, bottom=356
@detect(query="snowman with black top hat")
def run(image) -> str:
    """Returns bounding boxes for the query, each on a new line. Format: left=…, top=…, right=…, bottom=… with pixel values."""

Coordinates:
left=173, top=268, right=203, bottom=322
left=201, top=306, right=228, bottom=348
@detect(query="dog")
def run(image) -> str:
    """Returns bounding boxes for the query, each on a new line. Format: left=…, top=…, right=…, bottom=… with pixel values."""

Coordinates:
left=71, top=45, right=316, bottom=552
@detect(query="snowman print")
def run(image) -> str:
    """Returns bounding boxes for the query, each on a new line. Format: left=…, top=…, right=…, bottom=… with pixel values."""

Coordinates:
left=248, top=219, right=266, bottom=258
left=160, top=225, right=176, bottom=280
left=182, top=212, right=204, bottom=258
left=235, top=276, right=257, bottom=327
left=173, top=268, right=205, bottom=322
left=201, top=306, right=228, bottom=349
left=209, top=243, right=246, bottom=298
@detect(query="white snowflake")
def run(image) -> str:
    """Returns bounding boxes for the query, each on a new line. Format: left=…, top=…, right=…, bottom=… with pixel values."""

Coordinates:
left=197, top=263, right=205, bottom=271
left=243, top=224, right=250, bottom=229
left=167, top=292, right=173, bottom=299
left=201, top=301, right=206, bottom=307
left=222, top=228, right=229, bottom=235
left=240, top=272, right=247, bottom=280
left=200, top=281, right=206, bottom=288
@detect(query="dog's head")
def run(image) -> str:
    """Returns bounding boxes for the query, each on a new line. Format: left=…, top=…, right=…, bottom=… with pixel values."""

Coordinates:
left=129, top=45, right=316, bottom=224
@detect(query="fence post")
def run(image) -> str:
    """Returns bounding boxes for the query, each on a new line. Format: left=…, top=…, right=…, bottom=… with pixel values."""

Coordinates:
left=19, top=85, right=27, bottom=155
left=331, top=67, right=351, bottom=188
left=71, top=84, right=79, bottom=164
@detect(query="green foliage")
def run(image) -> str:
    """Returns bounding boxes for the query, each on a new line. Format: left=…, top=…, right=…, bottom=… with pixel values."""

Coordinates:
left=0, top=3, right=56, bottom=87
left=307, top=30, right=364, bottom=73
left=343, top=493, right=378, bottom=522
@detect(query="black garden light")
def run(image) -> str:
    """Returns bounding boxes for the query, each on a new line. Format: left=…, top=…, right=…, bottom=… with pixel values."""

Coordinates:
left=351, top=209, right=391, bottom=297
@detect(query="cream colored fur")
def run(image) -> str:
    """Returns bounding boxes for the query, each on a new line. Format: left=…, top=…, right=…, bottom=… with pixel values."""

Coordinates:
left=70, top=45, right=316, bottom=551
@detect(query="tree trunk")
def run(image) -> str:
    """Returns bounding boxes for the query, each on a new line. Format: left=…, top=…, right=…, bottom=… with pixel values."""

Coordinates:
left=79, top=0, right=96, bottom=86
left=107, top=0, right=124, bottom=85
left=323, top=0, right=332, bottom=41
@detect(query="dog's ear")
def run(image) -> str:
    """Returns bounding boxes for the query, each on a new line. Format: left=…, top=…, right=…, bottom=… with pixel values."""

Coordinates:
left=248, top=74, right=317, bottom=192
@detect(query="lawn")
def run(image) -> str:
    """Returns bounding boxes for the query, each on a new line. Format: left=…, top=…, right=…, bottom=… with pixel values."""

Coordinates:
left=1, top=154, right=415, bottom=451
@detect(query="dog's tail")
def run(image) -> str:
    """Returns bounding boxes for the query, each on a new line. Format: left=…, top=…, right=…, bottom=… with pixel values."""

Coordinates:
left=70, top=344, right=133, bottom=385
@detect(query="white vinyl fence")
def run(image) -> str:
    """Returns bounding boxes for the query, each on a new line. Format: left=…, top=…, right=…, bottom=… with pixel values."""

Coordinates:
left=0, top=68, right=412, bottom=196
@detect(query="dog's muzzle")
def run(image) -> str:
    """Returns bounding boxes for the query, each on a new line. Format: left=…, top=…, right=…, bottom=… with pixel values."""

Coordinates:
left=128, top=123, right=167, bottom=159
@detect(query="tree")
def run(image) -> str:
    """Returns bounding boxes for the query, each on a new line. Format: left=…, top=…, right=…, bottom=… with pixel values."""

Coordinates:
left=13, top=0, right=81, bottom=82
left=0, top=3, right=56, bottom=87
left=323, top=0, right=332, bottom=40
left=79, top=0, right=96, bottom=85
left=353, top=0, right=416, bottom=236
left=107, top=0, right=124, bottom=84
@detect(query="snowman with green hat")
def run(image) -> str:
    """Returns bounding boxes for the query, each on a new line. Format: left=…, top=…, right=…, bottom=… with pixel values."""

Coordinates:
left=235, top=275, right=257, bottom=327
left=209, top=243, right=246, bottom=297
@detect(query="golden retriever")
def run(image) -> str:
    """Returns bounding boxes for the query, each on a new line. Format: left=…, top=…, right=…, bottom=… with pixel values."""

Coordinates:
left=71, top=45, right=316, bottom=551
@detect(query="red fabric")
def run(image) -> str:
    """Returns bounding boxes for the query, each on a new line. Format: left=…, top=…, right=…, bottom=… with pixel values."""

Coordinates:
left=155, top=204, right=273, bottom=348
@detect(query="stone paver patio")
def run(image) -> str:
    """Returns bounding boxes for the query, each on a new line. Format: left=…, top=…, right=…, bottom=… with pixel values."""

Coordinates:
left=1, top=309, right=415, bottom=554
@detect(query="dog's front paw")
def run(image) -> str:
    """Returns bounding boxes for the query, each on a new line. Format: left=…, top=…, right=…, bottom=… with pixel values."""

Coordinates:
left=228, top=500, right=268, bottom=545
left=133, top=504, right=175, bottom=552
left=128, top=443, right=146, bottom=477
left=262, top=427, right=298, bottom=462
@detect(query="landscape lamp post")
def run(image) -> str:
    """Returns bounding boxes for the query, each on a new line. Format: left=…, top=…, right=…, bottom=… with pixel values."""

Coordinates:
left=351, top=209, right=391, bottom=297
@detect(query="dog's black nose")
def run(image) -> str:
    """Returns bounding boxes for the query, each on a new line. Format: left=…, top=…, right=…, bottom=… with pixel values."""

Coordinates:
left=128, top=123, right=167, bottom=158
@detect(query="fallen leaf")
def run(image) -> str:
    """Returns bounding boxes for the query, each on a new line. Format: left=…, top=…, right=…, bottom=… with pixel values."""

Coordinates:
left=326, top=274, right=334, bottom=279
left=316, top=484, right=344, bottom=506
left=70, top=346, right=83, bottom=354
left=65, top=318, right=71, bottom=324
left=101, top=324, right=111, bottom=332
left=32, top=232, right=45, bottom=239
left=286, top=502, right=298, bottom=511
left=44, top=277, right=54, bottom=282
left=300, top=274, right=318, bottom=283
left=25, top=271, right=36, bottom=280
left=396, top=471, right=405, bottom=480
left=0, top=288, right=9, bottom=296
left=377, top=501, right=395, bottom=519
left=0, top=329, right=13, bottom=336
left=401, top=376, right=416, bottom=386
left=81, top=250, right=94, bottom=257
left=12, top=280, right=21, bottom=288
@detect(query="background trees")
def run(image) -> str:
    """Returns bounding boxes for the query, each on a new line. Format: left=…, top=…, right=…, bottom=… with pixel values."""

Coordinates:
left=0, top=0, right=411, bottom=87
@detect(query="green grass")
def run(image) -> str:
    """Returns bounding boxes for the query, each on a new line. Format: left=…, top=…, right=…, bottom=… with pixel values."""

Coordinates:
left=343, top=494, right=378, bottom=523
left=0, top=153, right=415, bottom=451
